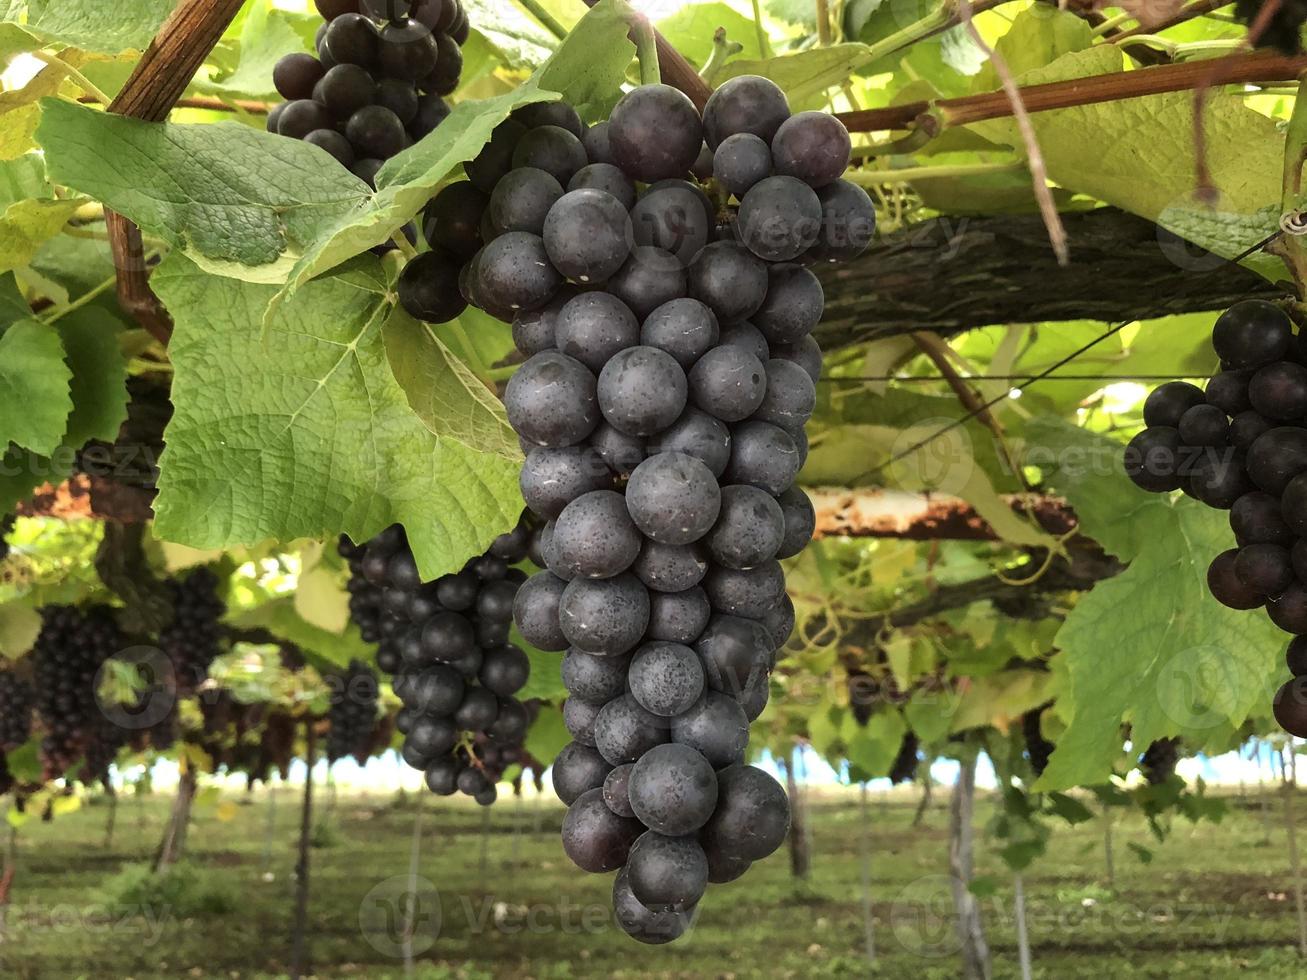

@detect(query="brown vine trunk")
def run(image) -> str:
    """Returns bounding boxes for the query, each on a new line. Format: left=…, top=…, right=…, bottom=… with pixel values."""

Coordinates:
left=154, top=766, right=197, bottom=872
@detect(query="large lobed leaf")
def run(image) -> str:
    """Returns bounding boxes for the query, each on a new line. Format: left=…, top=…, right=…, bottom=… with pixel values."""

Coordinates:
left=150, top=253, right=523, bottom=581
left=0, top=0, right=178, bottom=56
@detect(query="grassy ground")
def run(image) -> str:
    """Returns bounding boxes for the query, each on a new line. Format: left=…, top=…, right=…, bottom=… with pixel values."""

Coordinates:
left=1, top=778, right=1306, bottom=979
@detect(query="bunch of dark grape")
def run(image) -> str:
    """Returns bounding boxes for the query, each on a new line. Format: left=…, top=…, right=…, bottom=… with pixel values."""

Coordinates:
left=269, top=0, right=472, bottom=181
left=1120, top=301, right=1307, bottom=740
left=160, top=567, right=227, bottom=693
left=344, top=517, right=535, bottom=805
left=1021, top=705, right=1054, bottom=778
left=415, top=75, right=874, bottom=944
left=340, top=534, right=386, bottom=642
left=326, top=658, right=381, bottom=763
left=1234, top=0, right=1307, bottom=52
left=31, top=605, right=124, bottom=778
left=0, top=670, right=32, bottom=749
left=1140, top=737, right=1180, bottom=785
left=888, top=731, right=919, bottom=785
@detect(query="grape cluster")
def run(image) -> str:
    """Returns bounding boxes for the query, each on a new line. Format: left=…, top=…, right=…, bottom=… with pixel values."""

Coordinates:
left=31, top=605, right=123, bottom=778
left=269, top=0, right=471, bottom=181
left=1021, top=706, right=1054, bottom=778
left=888, top=731, right=919, bottom=785
left=0, top=670, right=32, bottom=749
left=341, top=518, right=535, bottom=805
left=160, top=568, right=227, bottom=693
left=1120, top=301, right=1307, bottom=740
left=423, top=76, right=873, bottom=943
left=326, top=658, right=381, bottom=763
left=1140, top=737, right=1180, bottom=785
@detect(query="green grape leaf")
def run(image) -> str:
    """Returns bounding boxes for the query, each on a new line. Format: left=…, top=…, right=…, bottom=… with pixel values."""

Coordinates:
left=382, top=315, right=520, bottom=460
left=195, top=2, right=314, bottom=100
left=233, top=597, right=369, bottom=671
left=525, top=703, right=570, bottom=766
left=656, top=2, right=768, bottom=68
left=971, top=7, right=1093, bottom=91
left=55, top=306, right=129, bottom=448
left=0, top=195, right=82, bottom=275
left=0, top=318, right=71, bottom=455
left=709, top=44, right=874, bottom=106
left=845, top=710, right=906, bottom=777
left=150, top=253, right=523, bottom=582
left=0, top=0, right=178, bottom=55
left=1036, top=499, right=1284, bottom=791
left=37, top=98, right=371, bottom=284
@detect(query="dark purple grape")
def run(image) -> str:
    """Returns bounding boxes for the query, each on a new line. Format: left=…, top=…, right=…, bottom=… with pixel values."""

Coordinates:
left=409, top=91, right=451, bottom=139
left=512, top=125, right=588, bottom=185
left=628, top=641, right=706, bottom=717
left=568, top=163, right=636, bottom=209
left=1144, top=381, right=1207, bottom=428
left=626, top=452, right=722, bottom=546
left=631, top=181, right=712, bottom=266
left=422, top=180, right=486, bottom=259
left=646, top=587, right=711, bottom=644
left=1247, top=427, right=1307, bottom=494
left=513, top=570, right=569, bottom=651
left=688, top=241, right=768, bottom=323
left=304, top=129, right=356, bottom=167
left=512, top=100, right=584, bottom=137
left=582, top=120, right=615, bottom=164
left=552, top=489, right=642, bottom=579
left=809, top=178, right=876, bottom=262
left=702, top=74, right=790, bottom=149
left=1177, top=404, right=1229, bottom=448
left=754, top=264, right=823, bottom=345
left=561, top=788, right=643, bottom=872
left=699, top=764, right=789, bottom=861
left=597, top=346, right=688, bottom=438
left=706, top=484, right=784, bottom=568
left=475, top=231, right=561, bottom=312
left=543, top=188, right=633, bottom=284
left=608, top=84, right=704, bottom=183
left=1250, top=361, right=1307, bottom=420
left=466, top=119, right=527, bottom=192
left=641, top=298, right=719, bottom=368
left=519, top=445, right=612, bottom=518
left=1212, top=300, right=1293, bottom=368
left=648, top=408, right=732, bottom=478
left=688, top=345, right=767, bottom=423
left=1123, top=426, right=1182, bottom=493
left=325, top=13, right=379, bottom=68
left=1206, top=370, right=1252, bottom=415
left=346, top=105, right=407, bottom=157
left=608, top=247, right=688, bottom=319
left=488, top=166, right=563, bottom=236
left=559, top=574, right=650, bottom=655
left=274, top=53, right=326, bottom=101
left=1207, top=548, right=1265, bottom=609
left=672, top=691, right=748, bottom=768
left=278, top=99, right=333, bottom=139
left=714, top=132, right=771, bottom=197
left=770, top=111, right=851, bottom=188
left=397, top=250, right=466, bottom=323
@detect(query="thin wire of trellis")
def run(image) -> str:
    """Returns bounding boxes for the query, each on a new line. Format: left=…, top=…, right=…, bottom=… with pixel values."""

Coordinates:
left=820, top=373, right=1216, bottom=383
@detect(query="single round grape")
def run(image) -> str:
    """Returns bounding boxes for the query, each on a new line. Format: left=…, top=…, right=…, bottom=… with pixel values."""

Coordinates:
left=738, top=175, right=822, bottom=262
left=405, top=713, right=458, bottom=759
left=626, top=742, right=718, bottom=840
left=703, top=839, right=751, bottom=884
left=1206, top=370, right=1252, bottom=416
left=603, top=763, right=636, bottom=817
left=543, top=188, right=632, bottom=284
left=423, top=32, right=463, bottom=96
left=1143, top=381, right=1206, bottom=428
left=641, top=298, right=720, bottom=369
left=552, top=489, right=642, bottom=579
left=513, top=570, right=569, bottom=651
left=568, top=162, right=636, bottom=210
left=754, top=264, right=823, bottom=345
left=266, top=102, right=287, bottom=134
left=346, top=104, right=407, bottom=158
left=608, top=246, right=688, bottom=319
left=561, top=788, right=643, bottom=872
left=423, top=180, right=486, bottom=260
left=1232, top=489, right=1293, bottom=544
left=609, top=84, right=704, bottom=183
left=1122, top=426, right=1182, bottom=493
left=688, top=241, right=768, bottom=323
left=553, top=741, right=613, bottom=805
left=648, top=408, right=732, bottom=478
left=714, top=132, right=772, bottom=197
left=612, top=865, right=693, bottom=945
left=700, top=764, right=790, bottom=861
left=402, top=664, right=464, bottom=714
left=626, top=452, right=722, bottom=546
left=478, top=645, right=529, bottom=697
left=397, top=251, right=466, bottom=323
left=278, top=99, right=333, bottom=139
left=1185, top=447, right=1250, bottom=509
left=809, top=178, right=876, bottom=262
left=1276, top=677, right=1307, bottom=737
left=589, top=421, right=645, bottom=476
left=629, top=641, right=706, bottom=717
left=325, top=12, right=379, bottom=68
left=776, top=485, right=815, bottom=559
left=702, top=74, right=790, bottom=149
left=1213, top=300, right=1293, bottom=368
left=454, top=686, right=499, bottom=730
left=717, top=321, right=770, bottom=365
left=559, top=573, right=650, bottom=655
left=317, top=63, right=376, bottom=118
left=582, top=120, right=615, bottom=164
left=631, top=181, right=712, bottom=266
left=1207, top=548, right=1265, bottom=609
left=688, top=345, right=767, bottom=423
left=772, top=334, right=823, bottom=384
left=1250, top=361, right=1307, bottom=420
left=475, top=231, right=561, bottom=313
left=563, top=696, right=603, bottom=746
left=1234, top=543, right=1294, bottom=596
left=419, top=610, right=474, bottom=662
left=274, top=53, right=326, bottom=102
left=1269, top=581, right=1307, bottom=633
left=670, top=691, right=749, bottom=769
left=408, top=91, right=450, bottom=139
left=487, top=166, right=563, bottom=236
left=505, top=351, right=598, bottom=447
left=304, top=129, right=356, bottom=167
left=1176, top=403, right=1229, bottom=448
left=597, top=346, right=688, bottom=438
left=753, top=359, right=815, bottom=435
left=1288, top=635, right=1307, bottom=676
left=512, top=124, right=588, bottom=185
left=632, top=540, right=708, bottom=592
left=724, top=420, right=800, bottom=495
left=563, top=647, right=632, bottom=703
left=593, top=693, right=670, bottom=765
left=351, top=156, right=384, bottom=186
left=465, top=119, right=527, bottom=192
left=552, top=292, right=641, bottom=372
left=456, top=766, right=491, bottom=798
left=424, top=757, right=461, bottom=795
left=627, top=831, right=709, bottom=913
left=695, top=613, right=772, bottom=698
left=1229, top=410, right=1272, bottom=449
left=704, top=561, right=785, bottom=620
left=432, top=570, right=475, bottom=611
left=512, top=100, right=584, bottom=136
left=520, top=445, right=612, bottom=518
left=647, top=587, right=711, bottom=644
left=770, top=111, right=851, bottom=188
left=378, top=22, right=438, bottom=80
left=707, top=484, right=784, bottom=569
left=1247, top=427, right=1307, bottom=494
